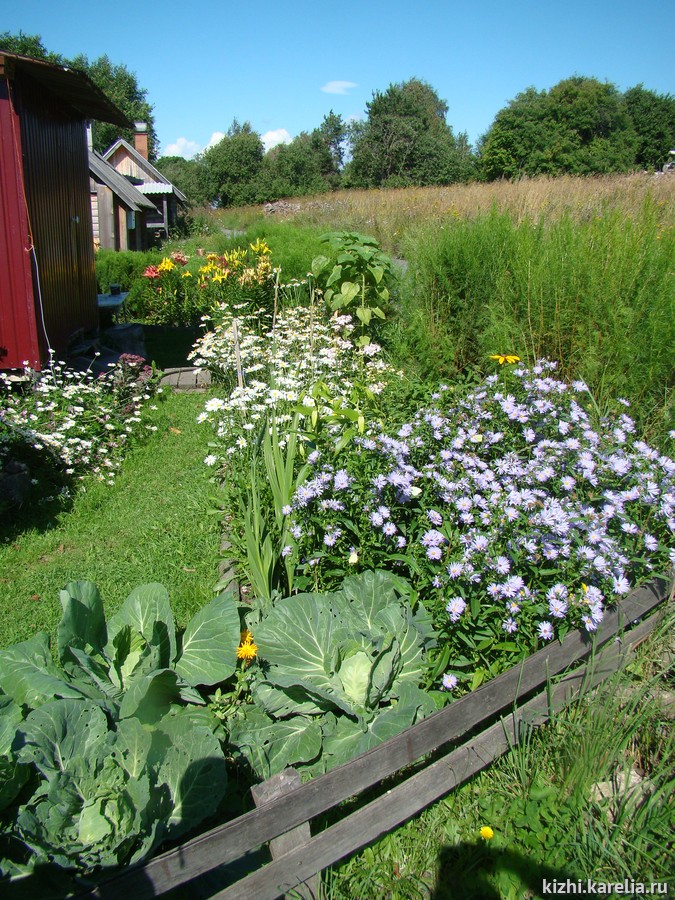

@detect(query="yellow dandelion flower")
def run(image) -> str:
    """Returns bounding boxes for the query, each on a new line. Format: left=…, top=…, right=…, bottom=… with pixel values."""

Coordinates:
left=237, top=630, right=257, bottom=661
left=480, top=826, right=494, bottom=840
left=490, top=354, right=520, bottom=365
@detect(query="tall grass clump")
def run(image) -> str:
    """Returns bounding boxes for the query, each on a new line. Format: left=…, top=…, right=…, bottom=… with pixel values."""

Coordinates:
left=398, top=199, right=674, bottom=437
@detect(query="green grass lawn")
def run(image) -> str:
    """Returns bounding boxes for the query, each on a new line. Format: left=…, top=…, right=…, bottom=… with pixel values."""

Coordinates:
left=0, top=389, right=223, bottom=649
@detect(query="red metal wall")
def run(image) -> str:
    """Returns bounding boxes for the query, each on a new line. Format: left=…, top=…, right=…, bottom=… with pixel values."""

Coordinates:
left=16, top=74, right=98, bottom=363
left=0, top=77, right=40, bottom=369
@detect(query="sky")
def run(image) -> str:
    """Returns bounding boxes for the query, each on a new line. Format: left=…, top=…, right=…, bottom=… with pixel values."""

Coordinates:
left=3, top=0, right=674, bottom=158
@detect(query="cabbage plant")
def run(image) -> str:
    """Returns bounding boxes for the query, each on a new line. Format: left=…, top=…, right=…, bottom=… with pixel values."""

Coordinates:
left=230, top=570, right=438, bottom=779
left=0, top=582, right=240, bottom=888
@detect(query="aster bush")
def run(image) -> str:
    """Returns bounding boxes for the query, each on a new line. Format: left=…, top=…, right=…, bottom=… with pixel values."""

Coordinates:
left=0, top=354, right=160, bottom=502
left=283, top=360, right=674, bottom=688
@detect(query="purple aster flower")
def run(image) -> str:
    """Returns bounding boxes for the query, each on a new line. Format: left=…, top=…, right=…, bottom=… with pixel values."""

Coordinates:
left=426, top=546, right=443, bottom=561
left=333, top=469, right=351, bottom=490
left=537, top=621, right=554, bottom=641
left=502, top=617, right=518, bottom=634
left=421, top=529, right=446, bottom=548
left=441, top=673, right=458, bottom=691
left=427, top=509, right=443, bottom=526
left=446, top=596, right=466, bottom=622
left=281, top=545, right=293, bottom=557
left=383, top=522, right=397, bottom=537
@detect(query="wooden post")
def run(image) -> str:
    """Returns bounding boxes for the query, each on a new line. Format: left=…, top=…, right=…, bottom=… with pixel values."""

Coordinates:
left=250, top=768, right=319, bottom=900
left=232, top=318, right=244, bottom=390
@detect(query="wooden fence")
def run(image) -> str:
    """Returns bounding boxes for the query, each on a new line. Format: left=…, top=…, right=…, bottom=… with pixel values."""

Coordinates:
left=85, top=575, right=672, bottom=900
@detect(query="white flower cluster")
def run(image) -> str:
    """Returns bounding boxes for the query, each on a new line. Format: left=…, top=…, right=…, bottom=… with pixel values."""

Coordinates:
left=192, top=305, right=398, bottom=457
left=1, top=356, right=157, bottom=487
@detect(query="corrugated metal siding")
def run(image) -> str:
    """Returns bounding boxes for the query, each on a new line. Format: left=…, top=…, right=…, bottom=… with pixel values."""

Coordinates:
left=0, top=77, right=40, bottom=369
left=17, top=74, right=98, bottom=361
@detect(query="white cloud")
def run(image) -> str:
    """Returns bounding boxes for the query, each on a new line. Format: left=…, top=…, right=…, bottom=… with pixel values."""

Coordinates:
left=262, top=128, right=293, bottom=152
left=163, top=136, right=201, bottom=159
left=205, top=131, right=226, bottom=149
left=321, top=80, right=358, bottom=95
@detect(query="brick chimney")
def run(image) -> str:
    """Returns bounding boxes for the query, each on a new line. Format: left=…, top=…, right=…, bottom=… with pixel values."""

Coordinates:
left=134, top=122, right=148, bottom=159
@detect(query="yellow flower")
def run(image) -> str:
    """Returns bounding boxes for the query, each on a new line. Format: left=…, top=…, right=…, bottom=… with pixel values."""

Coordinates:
left=490, top=354, right=520, bottom=365
left=157, top=257, right=176, bottom=272
left=480, top=826, right=494, bottom=840
left=250, top=237, right=271, bottom=255
left=237, top=629, right=257, bottom=661
left=181, top=270, right=193, bottom=278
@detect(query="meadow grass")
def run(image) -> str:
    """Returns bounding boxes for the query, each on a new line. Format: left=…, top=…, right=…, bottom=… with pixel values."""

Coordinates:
left=323, top=605, right=675, bottom=899
left=394, top=199, right=674, bottom=438
left=204, top=173, right=675, bottom=254
left=0, top=390, right=222, bottom=649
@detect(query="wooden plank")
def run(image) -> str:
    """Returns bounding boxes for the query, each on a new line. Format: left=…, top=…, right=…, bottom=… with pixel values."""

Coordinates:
left=251, top=770, right=319, bottom=900
left=85, top=577, right=670, bottom=899
left=214, top=607, right=664, bottom=900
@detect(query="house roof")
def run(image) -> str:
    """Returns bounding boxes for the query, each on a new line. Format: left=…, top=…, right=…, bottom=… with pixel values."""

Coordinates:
left=89, top=151, right=156, bottom=212
left=0, top=52, right=130, bottom=127
left=102, top=138, right=188, bottom=204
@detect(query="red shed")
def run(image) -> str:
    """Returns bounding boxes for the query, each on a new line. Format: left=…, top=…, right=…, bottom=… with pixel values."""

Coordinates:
left=0, top=52, right=129, bottom=370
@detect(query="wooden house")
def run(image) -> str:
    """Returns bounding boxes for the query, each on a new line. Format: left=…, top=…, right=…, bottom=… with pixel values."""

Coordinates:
left=0, top=52, right=129, bottom=369
left=89, top=148, right=156, bottom=251
left=103, top=127, right=187, bottom=243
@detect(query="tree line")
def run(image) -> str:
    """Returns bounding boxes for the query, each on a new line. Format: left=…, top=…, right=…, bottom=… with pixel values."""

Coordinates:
left=2, top=31, right=673, bottom=209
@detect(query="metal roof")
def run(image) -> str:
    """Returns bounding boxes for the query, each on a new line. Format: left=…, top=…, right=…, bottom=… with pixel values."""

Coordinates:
left=89, top=151, right=156, bottom=211
left=0, top=52, right=130, bottom=127
left=137, top=182, right=174, bottom=195
left=102, top=138, right=188, bottom=203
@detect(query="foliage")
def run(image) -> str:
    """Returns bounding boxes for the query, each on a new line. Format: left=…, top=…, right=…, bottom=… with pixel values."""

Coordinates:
left=230, top=570, right=437, bottom=780
left=479, top=77, right=638, bottom=180
left=624, top=84, right=675, bottom=170
left=155, top=155, right=211, bottom=207
left=95, top=248, right=162, bottom=294
left=202, top=121, right=265, bottom=208
left=311, top=231, right=398, bottom=343
left=0, top=581, right=239, bottom=886
left=70, top=53, right=157, bottom=158
left=348, top=78, right=476, bottom=188
left=399, top=202, right=675, bottom=437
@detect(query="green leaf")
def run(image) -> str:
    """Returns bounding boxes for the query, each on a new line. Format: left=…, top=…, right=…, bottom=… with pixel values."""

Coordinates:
left=231, top=709, right=322, bottom=779
left=355, top=307, right=372, bottom=325
left=369, top=265, right=384, bottom=284
left=115, top=717, right=153, bottom=779
left=57, top=581, right=107, bottom=662
left=106, top=584, right=177, bottom=669
left=0, top=633, right=83, bottom=708
left=174, top=592, right=240, bottom=687
left=119, top=669, right=187, bottom=724
left=16, top=699, right=110, bottom=779
left=255, top=592, right=338, bottom=693
left=155, top=713, right=227, bottom=839
left=325, top=264, right=343, bottom=288
left=253, top=680, right=332, bottom=718
left=340, top=570, right=408, bottom=633
left=310, top=254, right=330, bottom=277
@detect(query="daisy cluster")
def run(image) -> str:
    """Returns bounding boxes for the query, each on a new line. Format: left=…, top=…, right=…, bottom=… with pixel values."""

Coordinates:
left=0, top=354, right=159, bottom=488
left=286, top=361, right=674, bottom=644
left=192, top=306, right=398, bottom=457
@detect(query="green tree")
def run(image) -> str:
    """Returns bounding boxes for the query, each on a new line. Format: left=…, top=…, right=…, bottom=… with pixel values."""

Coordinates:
left=70, top=54, right=157, bottom=159
left=202, top=120, right=265, bottom=207
left=155, top=155, right=210, bottom=206
left=0, top=30, right=63, bottom=63
left=257, top=133, right=329, bottom=201
left=314, top=110, right=347, bottom=182
left=479, top=77, right=637, bottom=180
left=624, top=85, right=675, bottom=170
left=348, top=78, right=475, bottom=187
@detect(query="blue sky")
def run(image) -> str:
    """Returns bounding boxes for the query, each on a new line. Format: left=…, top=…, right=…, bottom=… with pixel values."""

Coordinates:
left=4, top=0, right=674, bottom=158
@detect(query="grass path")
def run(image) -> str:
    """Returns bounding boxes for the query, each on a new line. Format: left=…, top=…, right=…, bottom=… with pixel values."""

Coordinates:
left=0, top=390, right=222, bottom=648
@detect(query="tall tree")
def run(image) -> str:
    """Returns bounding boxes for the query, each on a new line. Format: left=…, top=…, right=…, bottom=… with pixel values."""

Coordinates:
left=624, top=85, right=675, bottom=170
left=479, top=77, right=637, bottom=180
left=202, top=120, right=265, bottom=207
left=70, top=53, right=157, bottom=159
left=348, top=78, right=475, bottom=187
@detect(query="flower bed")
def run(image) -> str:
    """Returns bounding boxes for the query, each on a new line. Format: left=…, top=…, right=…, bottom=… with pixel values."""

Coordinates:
left=0, top=354, right=160, bottom=506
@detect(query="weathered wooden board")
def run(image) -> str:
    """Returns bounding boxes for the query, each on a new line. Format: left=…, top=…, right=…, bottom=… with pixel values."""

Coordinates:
left=86, top=577, right=671, bottom=900
left=214, top=608, right=665, bottom=900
